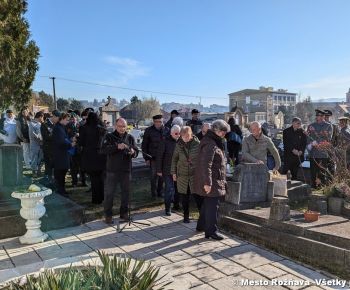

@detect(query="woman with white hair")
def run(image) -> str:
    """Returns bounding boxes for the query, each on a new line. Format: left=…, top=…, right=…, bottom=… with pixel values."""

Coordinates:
left=194, top=119, right=230, bottom=240
left=171, top=116, right=184, bottom=128
left=156, top=125, right=181, bottom=215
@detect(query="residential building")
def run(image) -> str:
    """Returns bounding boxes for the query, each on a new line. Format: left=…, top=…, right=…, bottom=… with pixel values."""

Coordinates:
left=228, top=86, right=297, bottom=125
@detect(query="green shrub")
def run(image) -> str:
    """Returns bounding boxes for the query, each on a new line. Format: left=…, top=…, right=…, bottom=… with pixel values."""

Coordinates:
left=5, top=251, right=170, bottom=290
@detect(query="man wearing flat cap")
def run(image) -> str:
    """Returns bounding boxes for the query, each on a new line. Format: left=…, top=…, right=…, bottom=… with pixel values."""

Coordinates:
left=306, top=109, right=333, bottom=188
left=165, top=110, right=179, bottom=130
left=337, top=116, right=350, bottom=168
left=142, top=114, right=169, bottom=197
left=283, top=117, right=307, bottom=180
left=324, top=110, right=339, bottom=146
left=186, top=109, right=203, bottom=135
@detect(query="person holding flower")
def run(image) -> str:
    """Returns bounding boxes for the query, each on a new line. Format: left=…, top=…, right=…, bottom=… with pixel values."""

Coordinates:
left=307, top=109, right=333, bottom=188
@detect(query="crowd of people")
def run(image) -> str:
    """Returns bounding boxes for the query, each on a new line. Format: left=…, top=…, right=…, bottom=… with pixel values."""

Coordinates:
left=1, top=106, right=350, bottom=241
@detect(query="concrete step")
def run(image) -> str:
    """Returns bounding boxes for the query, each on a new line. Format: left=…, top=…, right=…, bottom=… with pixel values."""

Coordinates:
left=221, top=207, right=350, bottom=247
left=287, top=180, right=303, bottom=189
left=219, top=215, right=350, bottom=279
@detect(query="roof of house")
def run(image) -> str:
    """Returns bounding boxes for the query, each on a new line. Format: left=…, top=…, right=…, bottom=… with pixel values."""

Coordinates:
left=338, top=104, right=350, bottom=114
left=229, top=89, right=296, bottom=96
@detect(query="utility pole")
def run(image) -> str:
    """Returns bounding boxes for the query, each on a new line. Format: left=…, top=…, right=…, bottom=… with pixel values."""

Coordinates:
left=49, top=77, right=57, bottom=109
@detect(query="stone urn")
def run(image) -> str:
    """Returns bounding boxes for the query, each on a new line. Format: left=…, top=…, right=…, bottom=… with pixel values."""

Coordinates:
left=11, top=187, right=52, bottom=244
left=328, top=197, right=344, bottom=215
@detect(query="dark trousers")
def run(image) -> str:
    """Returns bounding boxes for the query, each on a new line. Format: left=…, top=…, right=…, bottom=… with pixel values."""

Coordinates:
left=164, top=175, right=175, bottom=211
left=310, top=158, right=330, bottom=188
left=104, top=171, right=130, bottom=217
left=150, top=160, right=163, bottom=197
left=43, top=152, right=53, bottom=180
left=197, top=196, right=221, bottom=235
left=54, top=169, right=68, bottom=195
left=89, top=170, right=104, bottom=204
left=180, top=186, right=203, bottom=219
left=70, top=155, right=86, bottom=185
left=284, top=156, right=301, bottom=180
left=174, top=182, right=180, bottom=208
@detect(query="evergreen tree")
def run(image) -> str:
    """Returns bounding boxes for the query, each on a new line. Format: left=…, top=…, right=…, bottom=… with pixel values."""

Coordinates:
left=38, top=90, right=55, bottom=110
left=70, top=98, right=83, bottom=111
left=0, top=0, right=39, bottom=110
left=56, top=98, right=70, bottom=112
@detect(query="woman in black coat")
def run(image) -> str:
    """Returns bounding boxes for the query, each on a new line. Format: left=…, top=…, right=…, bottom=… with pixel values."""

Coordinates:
left=79, top=112, right=106, bottom=204
left=53, top=113, right=76, bottom=196
left=225, top=117, right=243, bottom=165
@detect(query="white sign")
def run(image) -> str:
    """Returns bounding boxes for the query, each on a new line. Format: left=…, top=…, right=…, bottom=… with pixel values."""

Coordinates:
left=246, top=96, right=251, bottom=104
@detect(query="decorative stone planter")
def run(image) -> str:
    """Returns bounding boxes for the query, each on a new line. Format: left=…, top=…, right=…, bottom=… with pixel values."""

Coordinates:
left=328, top=197, right=344, bottom=215
left=11, top=187, right=52, bottom=244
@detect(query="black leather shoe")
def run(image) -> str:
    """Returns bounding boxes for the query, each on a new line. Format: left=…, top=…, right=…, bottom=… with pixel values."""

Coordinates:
left=105, top=217, right=114, bottom=225
left=205, top=233, right=224, bottom=240
left=196, top=227, right=204, bottom=232
left=183, top=218, right=190, bottom=223
left=120, top=213, right=128, bottom=221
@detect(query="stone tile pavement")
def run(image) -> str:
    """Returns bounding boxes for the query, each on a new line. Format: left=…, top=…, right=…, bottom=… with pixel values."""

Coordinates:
left=0, top=210, right=345, bottom=289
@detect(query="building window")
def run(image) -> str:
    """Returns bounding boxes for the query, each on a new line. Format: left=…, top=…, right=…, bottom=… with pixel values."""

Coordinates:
left=287, top=96, right=290, bottom=101
left=283, top=96, right=286, bottom=101
left=291, top=96, right=295, bottom=102
left=278, top=96, right=282, bottom=101
left=274, top=96, right=277, bottom=101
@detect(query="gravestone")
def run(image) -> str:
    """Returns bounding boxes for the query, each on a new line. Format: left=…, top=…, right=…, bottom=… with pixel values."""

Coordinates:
left=0, top=144, right=24, bottom=199
left=99, top=96, right=120, bottom=124
left=226, top=163, right=274, bottom=205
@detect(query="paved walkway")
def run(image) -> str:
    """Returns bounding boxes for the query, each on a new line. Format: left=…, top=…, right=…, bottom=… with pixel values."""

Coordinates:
left=0, top=210, right=341, bottom=289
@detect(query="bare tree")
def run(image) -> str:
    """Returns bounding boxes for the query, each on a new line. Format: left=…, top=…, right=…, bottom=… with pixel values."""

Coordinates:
left=130, top=97, right=161, bottom=125
left=296, top=96, right=314, bottom=124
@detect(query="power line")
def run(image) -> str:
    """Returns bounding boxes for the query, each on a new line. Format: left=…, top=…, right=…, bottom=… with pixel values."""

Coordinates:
left=38, top=75, right=227, bottom=101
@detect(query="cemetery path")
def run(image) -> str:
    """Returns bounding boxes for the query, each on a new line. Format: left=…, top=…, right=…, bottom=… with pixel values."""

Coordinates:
left=0, top=210, right=338, bottom=289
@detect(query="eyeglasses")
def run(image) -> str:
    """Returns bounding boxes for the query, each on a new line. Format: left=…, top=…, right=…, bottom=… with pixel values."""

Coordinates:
left=173, top=133, right=180, bottom=135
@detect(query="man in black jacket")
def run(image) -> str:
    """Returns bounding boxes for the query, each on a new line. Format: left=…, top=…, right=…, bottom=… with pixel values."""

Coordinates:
left=283, top=117, right=307, bottom=180
left=165, top=110, right=179, bottom=129
left=156, top=125, right=181, bottom=215
left=41, top=110, right=60, bottom=184
left=100, top=118, right=138, bottom=224
left=141, top=114, right=169, bottom=198
left=186, top=109, right=203, bottom=135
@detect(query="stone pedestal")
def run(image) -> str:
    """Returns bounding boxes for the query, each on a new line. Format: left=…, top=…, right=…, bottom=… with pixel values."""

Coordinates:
left=11, top=187, right=52, bottom=244
left=226, top=163, right=274, bottom=205
left=0, top=144, right=23, bottom=200
left=269, top=197, right=290, bottom=221
left=308, top=194, right=328, bottom=215
left=328, top=197, right=344, bottom=215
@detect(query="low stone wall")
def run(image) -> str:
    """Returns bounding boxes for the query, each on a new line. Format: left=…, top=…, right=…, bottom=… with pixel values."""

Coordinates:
left=219, top=212, right=350, bottom=279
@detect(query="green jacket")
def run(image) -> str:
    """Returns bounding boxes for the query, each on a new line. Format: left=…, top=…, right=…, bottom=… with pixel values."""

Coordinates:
left=171, top=136, right=200, bottom=194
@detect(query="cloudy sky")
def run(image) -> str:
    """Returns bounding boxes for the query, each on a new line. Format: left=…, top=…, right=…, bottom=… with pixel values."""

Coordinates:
left=27, top=0, right=350, bottom=106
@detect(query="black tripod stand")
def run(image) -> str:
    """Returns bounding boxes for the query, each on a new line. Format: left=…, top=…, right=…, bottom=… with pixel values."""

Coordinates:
left=117, top=174, right=150, bottom=233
